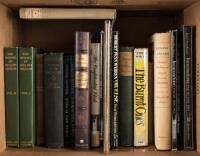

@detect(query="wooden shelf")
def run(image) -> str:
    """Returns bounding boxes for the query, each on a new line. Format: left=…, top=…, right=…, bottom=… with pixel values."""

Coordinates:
left=0, top=0, right=199, bottom=10
left=0, top=147, right=199, bottom=156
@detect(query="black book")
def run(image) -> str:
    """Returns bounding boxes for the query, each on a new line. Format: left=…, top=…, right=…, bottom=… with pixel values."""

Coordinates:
left=182, top=26, right=195, bottom=150
left=110, top=31, right=119, bottom=148
left=64, top=56, right=70, bottom=147
left=69, top=56, right=75, bottom=147
left=44, top=53, right=64, bottom=148
left=171, top=30, right=178, bottom=150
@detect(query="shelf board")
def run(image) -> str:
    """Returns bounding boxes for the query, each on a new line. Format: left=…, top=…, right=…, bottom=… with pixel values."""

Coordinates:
left=0, top=147, right=199, bottom=156
left=0, top=0, right=199, bottom=10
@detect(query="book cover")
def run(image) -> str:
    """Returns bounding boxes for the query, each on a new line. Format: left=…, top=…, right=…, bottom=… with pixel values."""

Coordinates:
left=91, top=43, right=101, bottom=147
left=182, top=26, right=195, bottom=150
left=110, top=31, right=119, bottom=148
left=64, top=56, right=70, bottom=147
left=75, top=32, right=90, bottom=150
left=153, top=33, right=171, bottom=150
left=134, top=48, right=148, bottom=147
left=36, top=53, right=44, bottom=146
left=119, top=47, right=134, bottom=146
left=19, top=47, right=37, bottom=147
left=44, top=53, right=64, bottom=148
left=4, top=47, right=19, bottom=147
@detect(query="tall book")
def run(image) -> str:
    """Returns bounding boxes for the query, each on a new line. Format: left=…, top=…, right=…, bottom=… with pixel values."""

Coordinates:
left=119, top=47, right=134, bottom=146
left=110, top=31, right=119, bottom=148
left=75, top=32, right=90, bottom=149
left=182, top=26, right=195, bottom=150
left=19, top=47, right=37, bottom=147
left=64, top=56, right=70, bottom=147
left=44, top=53, right=64, bottom=148
left=134, top=48, right=148, bottom=146
left=36, top=53, right=44, bottom=146
left=99, top=31, right=104, bottom=142
left=153, top=33, right=171, bottom=150
left=91, top=43, right=101, bottom=147
left=69, top=56, right=75, bottom=146
left=4, top=47, right=19, bottom=147
left=171, top=30, right=178, bottom=150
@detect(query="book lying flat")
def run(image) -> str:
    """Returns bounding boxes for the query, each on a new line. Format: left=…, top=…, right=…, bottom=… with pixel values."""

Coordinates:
left=19, top=8, right=116, bottom=20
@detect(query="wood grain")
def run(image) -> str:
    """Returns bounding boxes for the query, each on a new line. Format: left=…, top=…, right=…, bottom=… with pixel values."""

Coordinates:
left=0, top=0, right=199, bottom=10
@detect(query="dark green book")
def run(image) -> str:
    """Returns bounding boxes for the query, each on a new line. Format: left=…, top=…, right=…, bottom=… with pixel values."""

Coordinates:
left=19, top=47, right=37, bottom=147
left=4, top=47, right=20, bottom=147
left=119, top=47, right=134, bottom=146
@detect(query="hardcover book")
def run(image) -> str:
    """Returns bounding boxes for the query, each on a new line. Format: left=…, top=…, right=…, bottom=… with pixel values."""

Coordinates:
left=110, top=31, right=119, bottom=148
left=75, top=32, right=90, bottom=150
left=69, top=56, right=75, bottom=146
left=134, top=48, right=148, bottom=147
left=91, top=43, right=101, bottom=147
left=44, top=53, right=64, bottom=148
left=153, top=33, right=171, bottom=150
left=119, top=47, right=134, bottom=146
left=4, top=47, right=19, bottom=147
left=64, top=56, right=70, bottom=147
left=36, top=53, right=44, bottom=146
left=182, top=26, right=195, bottom=150
left=171, top=30, right=178, bottom=150
left=19, top=47, right=37, bottom=147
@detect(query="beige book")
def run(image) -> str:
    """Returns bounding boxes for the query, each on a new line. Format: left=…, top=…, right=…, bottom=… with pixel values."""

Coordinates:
left=19, top=8, right=116, bottom=20
left=153, top=32, right=171, bottom=150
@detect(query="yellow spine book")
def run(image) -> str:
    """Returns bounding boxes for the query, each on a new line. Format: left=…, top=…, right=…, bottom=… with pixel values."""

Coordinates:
left=134, top=48, right=148, bottom=146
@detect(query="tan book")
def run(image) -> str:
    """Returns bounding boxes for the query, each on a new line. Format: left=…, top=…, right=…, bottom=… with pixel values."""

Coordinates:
left=19, top=8, right=116, bottom=20
left=153, top=32, right=171, bottom=150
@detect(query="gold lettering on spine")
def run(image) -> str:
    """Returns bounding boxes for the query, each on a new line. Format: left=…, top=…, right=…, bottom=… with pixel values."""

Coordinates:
left=76, top=54, right=89, bottom=68
left=76, top=71, right=88, bottom=88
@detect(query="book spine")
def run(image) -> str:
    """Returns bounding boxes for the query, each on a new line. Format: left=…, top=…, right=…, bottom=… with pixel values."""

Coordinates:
left=75, top=32, right=90, bottom=149
left=171, top=30, right=178, bottom=150
left=119, top=47, right=133, bottom=146
left=91, top=43, right=101, bottom=147
left=4, top=48, right=20, bottom=147
left=19, top=47, right=36, bottom=147
left=69, top=56, right=75, bottom=147
left=134, top=48, right=148, bottom=146
left=64, top=56, right=70, bottom=147
left=183, top=26, right=194, bottom=150
left=154, top=33, right=171, bottom=150
left=99, top=31, right=104, bottom=142
left=36, top=53, right=44, bottom=146
left=148, top=42, right=154, bottom=144
left=44, top=53, right=64, bottom=148
left=110, top=31, right=119, bottom=148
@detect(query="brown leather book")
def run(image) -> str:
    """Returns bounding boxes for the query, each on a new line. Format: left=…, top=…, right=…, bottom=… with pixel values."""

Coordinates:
left=75, top=32, right=90, bottom=150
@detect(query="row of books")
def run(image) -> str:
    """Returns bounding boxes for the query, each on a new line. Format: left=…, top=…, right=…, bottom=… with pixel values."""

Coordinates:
left=4, top=25, right=195, bottom=150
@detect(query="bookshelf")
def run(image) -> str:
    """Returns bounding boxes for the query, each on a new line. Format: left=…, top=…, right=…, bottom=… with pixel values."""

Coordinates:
left=0, top=0, right=200, bottom=155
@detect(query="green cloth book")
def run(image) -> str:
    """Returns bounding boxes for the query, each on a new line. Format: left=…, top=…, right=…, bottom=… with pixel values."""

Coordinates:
left=4, top=47, right=20, bottom=147
left=19, top=47, right=37, bottom=147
